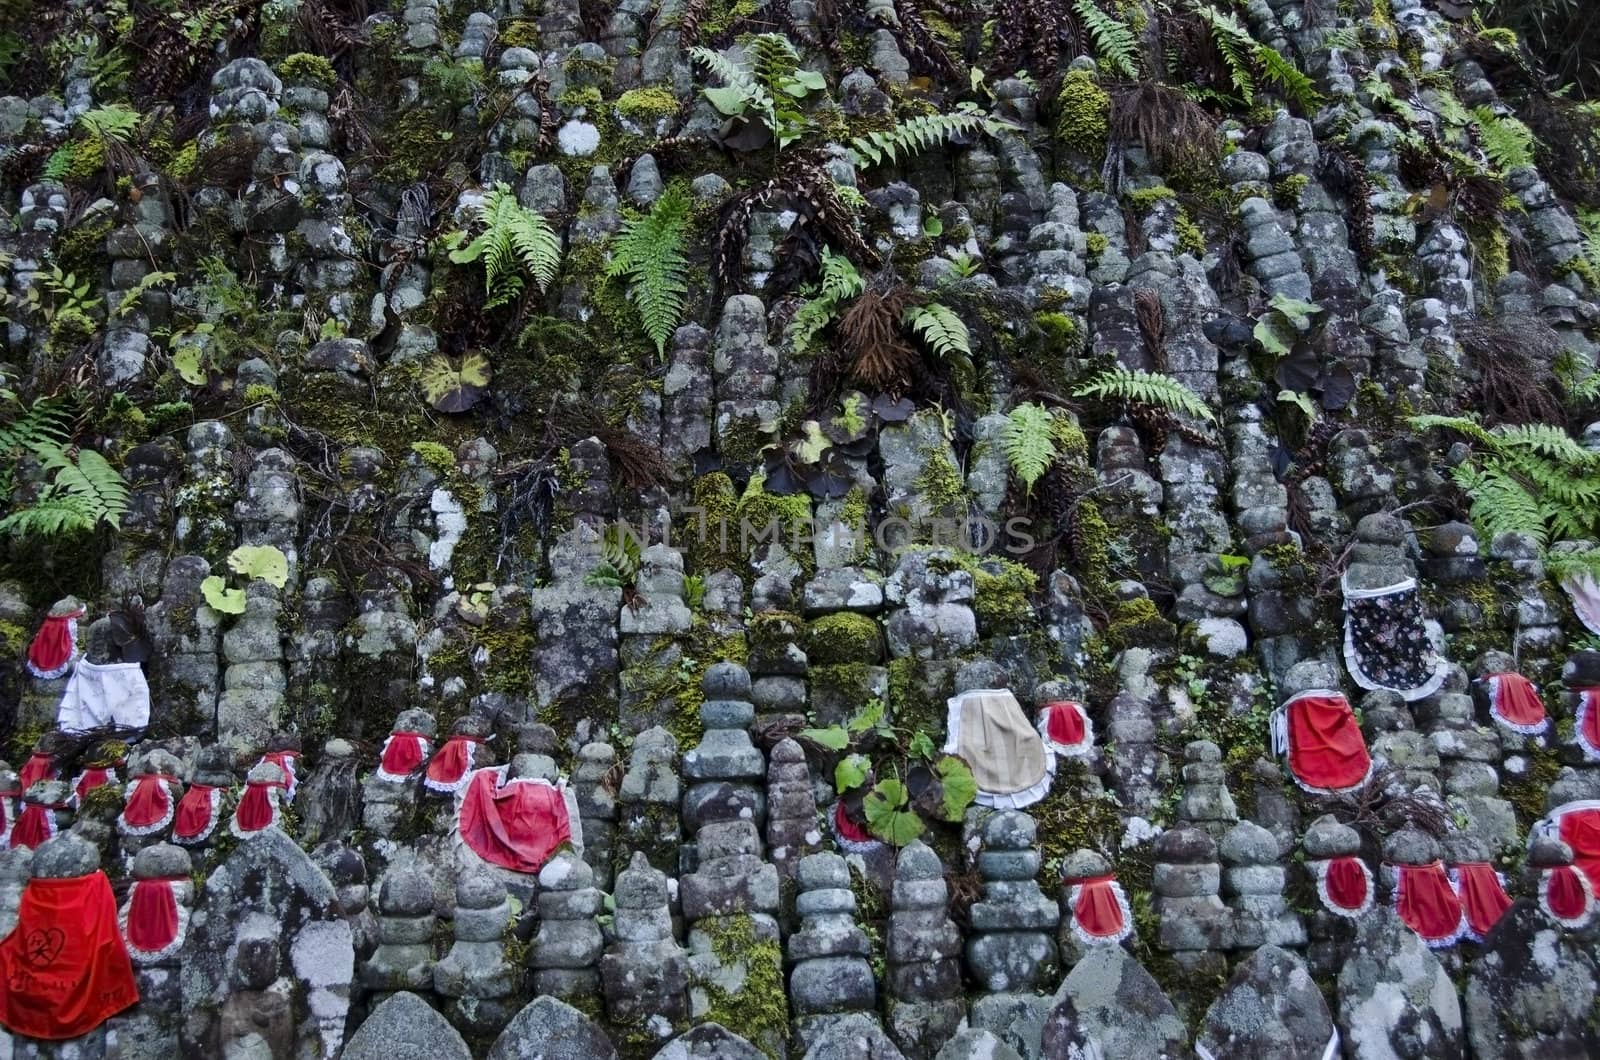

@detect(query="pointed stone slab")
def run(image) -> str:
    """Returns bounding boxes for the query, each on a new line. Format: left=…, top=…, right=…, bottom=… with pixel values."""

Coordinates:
left=1465, top=902, right=1600, bottom=1059
left=1197, top=945, right=1334, bottom=1059
left=653, top=1022, right=766, bottom=1059
left=344, top=992, right=470, bottom=1060
left=1042, top=945, right=1190, bottom=1058
left=487, top=996, right=619, bottom=1060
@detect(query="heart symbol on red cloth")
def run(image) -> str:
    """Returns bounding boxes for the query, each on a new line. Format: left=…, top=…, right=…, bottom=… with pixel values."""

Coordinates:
left=24, top=927, right=64, bottom=967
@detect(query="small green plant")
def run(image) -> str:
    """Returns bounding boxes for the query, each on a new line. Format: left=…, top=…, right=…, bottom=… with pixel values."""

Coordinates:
left=200, top=544, right=290, bottom=615
left=1073, top=365, right=1215, bottom=421
left=691, top=33, right=826, bottom=150
left=584, top=524, right=643, bottom=594
left=846, top=104, right=1018, bottom=169
left=446, top=183, right=562, bottom=309
left=901, top=302, right=972, bottom=369
left=999, top=403, right=1084, bottom=493
left=787, top=249, right=866, bottom=350
left=114, top=271, right=176, bottom=318
left=0, top=445, right=130, bottom=539
left=1192, top=4, right=1323, bottom=113
left=604, top=184, right=691, bottom=356
left=1471, top=106, right=1536, bottom=173
left=1073, top=0, right=1141, bottom=79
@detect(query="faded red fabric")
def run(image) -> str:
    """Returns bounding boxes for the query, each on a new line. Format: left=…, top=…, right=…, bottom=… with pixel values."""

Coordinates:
left=1041, top=702, right=1089, bottom=749
left=1320, top=856, right=1371, bottom=914
left=833, top=801, right=873, bottom=845
left=1454, top=862, right=1512, bottom=940
left=1284, top=693, right=1372, bottom=793
left=1484, top=672, right=1547, bottom=733
left=1395, top=861, right=1465, bottom=946
left=232, top=781, right=276, bottom=834
left=120, top=775, right=176, bottom=832
left=1557, top=805, right=1600, bottom=891
left=1067, top=875, right=1129, bottom=942
left=25, top=611, right=81, bottom=678
left=0, top=872, right=137, bottom=1039
left=457, top=770, right=570, bottom=874
left=72, top=767, right=115, bottom=806
left=121, top=878, right=181, bottom=958
left=259, top=751, right=300, bottom=800
left=8, top=804, right=54, bottom=850
left=1579, top=689, right=1600, bottom=761
left=1543, top=865, right=1592, bottom=924
left=172, top=784, right=221, bottom=843
left=377, top=732, right=429, bottom=780
left=18, top=753, right=55, bottom=794
left=426, top=736, right=481, bottom=791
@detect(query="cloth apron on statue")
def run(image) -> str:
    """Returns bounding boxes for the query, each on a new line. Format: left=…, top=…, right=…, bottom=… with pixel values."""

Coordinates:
left=456, top=766, right=577, bottom=874
left=1342, top=576, right=1446, bottom=701
left=943, top=689, right=1054, bottom=809
left=1270, top=690, right=1373, bottom=794
left=0, top=871, right=138, bottom=1039
left=56, top=660, right=150, bottom=733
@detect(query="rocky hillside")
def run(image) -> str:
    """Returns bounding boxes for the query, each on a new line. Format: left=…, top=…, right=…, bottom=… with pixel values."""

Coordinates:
left=1, top=0, right=1600, bottom=1056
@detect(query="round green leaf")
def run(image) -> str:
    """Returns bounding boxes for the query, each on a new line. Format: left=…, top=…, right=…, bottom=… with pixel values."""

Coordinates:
left=934, top=755, right=978, bottom=822
left=227, top=544, right=289, bottom=588
left=834, top=754, right=871, bottom=793
left=201, top=575, right=246, bottom=615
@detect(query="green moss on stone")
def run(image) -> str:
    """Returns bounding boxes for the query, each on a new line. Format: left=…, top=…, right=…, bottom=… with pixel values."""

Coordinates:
left=805, top=613, right=883, bottom=665
left=1053, top=71, right=1111, bottom=156
left=615, top=86, right=681, bottom=122
left=697, top=913, right=788, bottom=1057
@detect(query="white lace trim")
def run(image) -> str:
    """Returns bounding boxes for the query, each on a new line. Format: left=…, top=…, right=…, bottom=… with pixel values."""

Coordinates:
left=1313, top=857, right=1374, bottom=918
left=1273, top=690, right=1374, bottom=796
left=1036, top=704, right=1094, bottom=758
left=1575, top=692, right=1600, bottom=761
left=375, top=733, right=433, bottom=784
left=945, top=689, right=1056, bottom=810
left=1533, top=799, right=1600, bottom=843
left=25, top=615, right=80, bottom=679
left=423, top=739, right=480, bottom=794
left=174, top=787, right=223, bottom=845
left=71, top=766, right=118, bottom=808
left=118, top=881, right=192, bottom=964
left=830, top=802, right=884, bottom=854
left=1341, top=576, right=1447, bottom=702
left=229, top=784, right=281, bottom=839
left=1390, top=861, right=1467, bottom=948
left=1066, top=879, right=1133, bottom=945
left=1481, top=674, right=1549, bottom=736
left=117, top=777, right=178, bottom=837
left=1539, top=866, right=1597, bottom=929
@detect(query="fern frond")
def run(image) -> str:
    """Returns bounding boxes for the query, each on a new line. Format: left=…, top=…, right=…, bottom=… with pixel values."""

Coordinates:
left=689, top=46, right=760, bottom=95
left=1453, top=462, right=1548, bottom=546
left=1255, top=43, right=1323, bottom=113
left=449, top=184, right=562, bottom=309
left=816, top=249, right=865, bottom=303
left=1193, top=5, right=1257, bottom=104
left=77, top=103, right=141, bottom=144
left=0, top=399, right=71, bottom=457
left=1495, top=422, right=1597, bottom=466
left=0, top=498, right=98, bottom=539
left=846, top=106, right=1016, bottom=169
left=605, top=185, right=691, bottom=357
left=33, top=445, right=129, bottom=530
left=1072, top=0, right=1141, bottom=80
left=1471, top=107, right=1536, bottom=172
left=902, top=302, right=972, bottom=368
left=1072, top=365, right=1215, bottom=421
left=1407, top=413, right=1497, bottom=447
left=1000, top=403, right=1058, bottom=492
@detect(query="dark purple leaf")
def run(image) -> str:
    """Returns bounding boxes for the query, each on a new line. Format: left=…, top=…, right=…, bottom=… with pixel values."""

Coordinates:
left=872, top=395, right=914, bottom=423
left=1317, top=365, right=1356, bottom=411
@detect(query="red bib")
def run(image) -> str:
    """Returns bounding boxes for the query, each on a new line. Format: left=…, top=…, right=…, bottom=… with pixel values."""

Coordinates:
left=1541, top=864, right=1595, bottom=927
left=1481, top=673, right=1548, bottom=735
left=18, top=753, right=56, bottom=794
left=457, top=768, right=572, bottom=874
left=831, top=800, right=880, bottom=853
left=1065, top=875, right=1132, bottom=945
left=230, top=781, right=279, bottom=838
left=425, top=736, right=482, bottom=794
left=1393, top=861, right=1466, bottom=947
left=8, top=804, right=56, bottom=850
left=1453, top=862, right=1512, bottom=941
left=72, top=766, right=117, bottom=808
left=376, top=732, right=431, bottom=783
left=1272, top=691, right=1373, bottom=794
left=0, top=872, right=138, bottom=1039
left=26, top=610, right=83, bottom=679
left=119, top=775, right=179, bottom=836
left=1038, top=701, right=1093, bottom=757
left=257, top=751, right=300, bottom=802
left=1576, top=689, right=1600, bottom=761
left=119, top=878, right=188, bottom=963
left=172, top=784, right=223, bottom=844
left=1315, top=856, right=1373, bottom=918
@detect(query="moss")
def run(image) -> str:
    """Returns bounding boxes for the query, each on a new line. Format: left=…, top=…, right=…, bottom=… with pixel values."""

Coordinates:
left=615, top=86, right=681, bottom=122
left=279, top=52, right=337, bottom=85
left=697, top=0, right=763, bottom=38
left=1053, top=71, right=1111, bottom=156
left=1034, top=311, right=1082, bottom=352
left=1105, top=596, right=1177, bottom=652
left=805, top=613, right=883, bottom=665
left=1503, top=742, right=1561, bottom=832
left=1273, top=173, right=1311, bottom=208
left=687, top=472, right=740, bottom=573
left=1031, top=777, right=1125, bottom=883
left=1085, top=232, right=1109, bottom=261
left=409, top=441, right=456, bottom=475
left=1073, top=497, right=1114, bottom=600
left=1469, top=224, right=1510, bottom=291
left=57, top=212, right=113, bottom=278
left=735, top=475, right=814, bottom=572
left=79, top=782, right=124, bottom=819
left=560, top=85, right=604, bottom=111
left=972, top=558, right=1038, bottom=635
left=912, top=448, right=967, bottom=512
left=1126, top=185, right=1176, bottom=211
left=498, top=18, right=540, bottom=48
left=697, top=914, right=788, bottom=1056
left=1175, top=208, right=1206, bottom=257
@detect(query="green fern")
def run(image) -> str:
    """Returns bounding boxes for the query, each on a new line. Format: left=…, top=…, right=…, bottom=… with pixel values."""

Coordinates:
left=1255, top=42, right=1323, bottom=113
left=847, top=105, right=1017, bottom=169
left=1000, top=403, right=1059, bottom=492
left=788, top=249, right=865, bottom=350
left=1072, top=0, right=1141, bottom=80
left=77, top=103, right=141, bottom=144
left=448, top=183, right=562, bottom=309
left=1451, top=462, right=1548, bottom=546
left=1073, top=365, right=1215, bottom=421
left=605, top=184, right=691, bottom=357
left=902, top=302, right=973, bottom=369
left=0, top=445, right=129, bottom=538
left=1471, top=106, right=1536, bottom=173
left=1194, top=5, right=1258, bottom=103
left=584, top=524, right=643, bottom=590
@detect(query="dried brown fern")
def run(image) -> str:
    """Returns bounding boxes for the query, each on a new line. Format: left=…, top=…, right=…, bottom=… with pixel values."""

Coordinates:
left=840, top=285, right=917, bottom=392
left=1109, top=81, right=1219, bottom=173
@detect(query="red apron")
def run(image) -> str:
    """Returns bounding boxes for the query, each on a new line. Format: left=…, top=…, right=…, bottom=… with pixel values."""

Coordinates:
left=1575, top=688, right=1600, bottom=761
left=230, top=780, right=280, bottom=838
left=1314, top=855, right=1374, bottom=918
left=26, top=609, right=83, bottom=679
left=1540, top=864, right=1595, bottom=927
left=17, top=753, right=56, bottom=795
left=1037, top=701, right=1094, bottom=757
left=257, top=751, right=300, bottom=802
left=457, top=768, right=572, bottom=874
left=425, top=735, right=483, bottom=794
left=1554, top=802, right=1600, bottom=893
left=831, top=800, right=880, bottom=854
left=1064, top=874, right=1132, bottom=945
left=375, top=732, right=431, bottom=783
left=172, top=784, right=224, bottom=845
left=119, top=877, right=189, bottom=963
left=8, top=803, right=57, bottom=850
left=1393, top=861, right=1466, bottom=947
left=1452, top=862, right=1512, bottom=941
left=71, top=766, right=118, bottom=808
left=0, top=871, right=138, bottom=1039
left=1480, top=672, right=1548, bottom=735
left=1272, top=691, right=1373, bottom=794
left=118, top=774, right=180, bottom=836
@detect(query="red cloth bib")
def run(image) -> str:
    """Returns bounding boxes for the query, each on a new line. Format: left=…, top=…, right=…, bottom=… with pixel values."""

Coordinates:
left=26, top=610, right=83, bottom=679
left=1065, top=875, right=1132, bottom=945
left=831, top=801, right=879, bottom=853
left=1555, top=803, right=1600, bottom=894
left=230, top=781, right=279, bottom=838
left=1453, top=862, right=1512, bottom=941
left=119, top=775, right=179, bottom=836
left=18, top=753, right=56, bottom=795
left=172, top=784, right=223, bottom=844
left=1541, top=864, right=1594, bottom=927
left=1394, top=861, right=1465, bottom=947
left=8, top=804, right=55, bottom=850
left=258, top=751, right=300, bottom=801
left=1274, top=691, right=1373, bottom=794
left=72, top=766, right=116, bottom=807
left=425, top=736, right=481, bottom=794
left=1576, top=689, right=1600, bottom=761
left=1038, top=701, right=1093, bottom=756
left=376, top=732, right=431, bottom=783
left=457, top=768, right=571, bottom=874
left=1315, top=856, right=1373, bottom=917
left=0, top=871, right=138, bottom=1039
left=119, top=878, right=187, bottom=963
left=1482, top=673, right=1548, bottom=735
